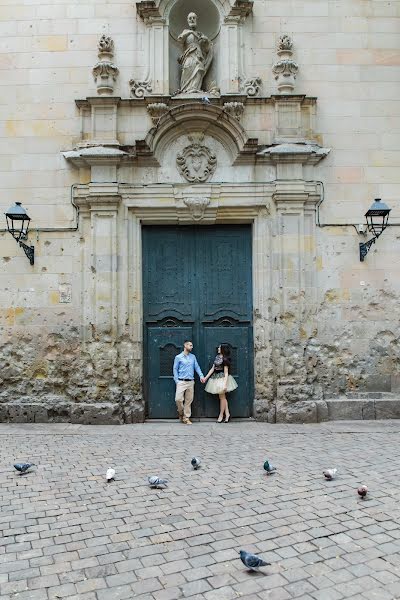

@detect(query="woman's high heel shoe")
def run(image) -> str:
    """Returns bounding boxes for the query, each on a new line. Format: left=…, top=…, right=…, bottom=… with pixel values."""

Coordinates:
left=217, top=415, right=223, bottom=423
left=224, top=414, right=230, bottom=423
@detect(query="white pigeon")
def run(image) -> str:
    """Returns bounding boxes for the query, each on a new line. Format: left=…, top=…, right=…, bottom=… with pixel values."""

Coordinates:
left=106, top=468, right=116, bottom=482
left=323, top=468, right=337, bottom=481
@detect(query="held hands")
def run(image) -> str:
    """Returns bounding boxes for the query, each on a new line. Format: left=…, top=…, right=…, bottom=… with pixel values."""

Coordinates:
left=200, top=377, right=206, bottom=384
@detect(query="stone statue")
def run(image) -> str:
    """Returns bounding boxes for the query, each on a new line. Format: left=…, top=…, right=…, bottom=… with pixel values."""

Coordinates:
left=177, top=12, right=213, bottom=94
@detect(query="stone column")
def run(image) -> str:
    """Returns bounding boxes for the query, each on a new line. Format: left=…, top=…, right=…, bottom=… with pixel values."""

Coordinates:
left=133, top=3, right=168, bottom=96
left=271, top=181, right=325, bottom=423
left=221, top=1, right=253, bottom=94
left=253, top=207, right=275, bottom=422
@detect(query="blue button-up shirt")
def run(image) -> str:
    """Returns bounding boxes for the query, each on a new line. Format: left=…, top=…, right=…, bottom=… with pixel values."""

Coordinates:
left=173, top=351, right=204, bottom=384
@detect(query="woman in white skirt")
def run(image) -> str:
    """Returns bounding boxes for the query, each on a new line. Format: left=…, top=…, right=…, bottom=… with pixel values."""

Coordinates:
left=204, top=343, right=238, bottom=422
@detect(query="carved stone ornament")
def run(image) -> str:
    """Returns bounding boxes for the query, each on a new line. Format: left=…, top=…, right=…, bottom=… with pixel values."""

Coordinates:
left=223, top=101, right=244, bottom=121
left=129, top=78, right=153, bottom=98
left=277, top=34, right=293, bottom=52
left=273, top=34, right=298, bottom=94
left=272, top=60, right=299, bottom=80
left=92, top=35, right=119, bottom=95
left=147, top=103, right=168, bottom=125
left=183, top=197, right=210, bottom=220
left=98, top=34, right=114, bottom=55
left=241, top=76, right=262, bottom=97
left=176, top=134, right=217, bottom=183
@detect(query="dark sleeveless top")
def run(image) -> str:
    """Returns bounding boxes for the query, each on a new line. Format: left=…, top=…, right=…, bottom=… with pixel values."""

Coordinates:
left=213, top=354, right=230, bottom=373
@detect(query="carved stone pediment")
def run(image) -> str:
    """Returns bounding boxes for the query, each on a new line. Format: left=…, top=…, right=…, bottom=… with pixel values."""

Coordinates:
left=176, top=133, right=217, bottom=183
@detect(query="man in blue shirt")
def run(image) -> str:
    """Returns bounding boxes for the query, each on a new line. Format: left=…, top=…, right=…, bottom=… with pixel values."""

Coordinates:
left=173, top=340, right=205, bottom=425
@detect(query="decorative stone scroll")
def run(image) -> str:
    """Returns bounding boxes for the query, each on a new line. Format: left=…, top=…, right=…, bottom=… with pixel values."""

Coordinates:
left=272, top=35, right=299, bottom=94
left=92, top=35, right=119, bottom=96
left=183, top=197, right=210, bottom=221
left=223, top=101, right=244, bottom=122
left=241, top=76, right=262, bottom=97
left=129, top=78, right=153, bottom=98
left=176, top=133, right=217, bottom=183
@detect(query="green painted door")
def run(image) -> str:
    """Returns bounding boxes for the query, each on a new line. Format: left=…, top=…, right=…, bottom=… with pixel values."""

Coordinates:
left=143, top=225, right=253, bottom=418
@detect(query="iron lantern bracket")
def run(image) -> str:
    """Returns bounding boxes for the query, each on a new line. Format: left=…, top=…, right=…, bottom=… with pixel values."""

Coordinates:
left=19, top=240, right=35, bottom=265
left=359, top=236, right=377, bottom=262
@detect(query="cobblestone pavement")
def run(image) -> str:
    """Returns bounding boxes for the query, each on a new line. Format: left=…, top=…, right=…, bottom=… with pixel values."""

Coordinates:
left=1, top=420, right=400, bottom=600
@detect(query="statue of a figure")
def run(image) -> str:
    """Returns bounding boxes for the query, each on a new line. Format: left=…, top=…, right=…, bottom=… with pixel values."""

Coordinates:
left=177, top=12, right=213, bottom=94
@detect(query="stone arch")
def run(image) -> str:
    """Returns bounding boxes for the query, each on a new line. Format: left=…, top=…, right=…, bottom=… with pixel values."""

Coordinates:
left=144, top=103, right=249, bottom=164
left=159, top=0, right=231, bottom=21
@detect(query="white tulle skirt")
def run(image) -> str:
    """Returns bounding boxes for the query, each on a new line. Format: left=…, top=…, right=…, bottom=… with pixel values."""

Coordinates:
left=205, top=373, right=238, bottom=395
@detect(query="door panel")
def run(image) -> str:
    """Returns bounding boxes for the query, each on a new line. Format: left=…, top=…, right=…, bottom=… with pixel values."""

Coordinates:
left=202, top=326, right=252, bottom=418
left=143, top=225, right=253, bottom=418
left=147, top=326, right=193, bottom=419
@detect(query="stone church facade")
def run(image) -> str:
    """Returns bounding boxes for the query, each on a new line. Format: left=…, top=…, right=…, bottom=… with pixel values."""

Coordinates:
left=1, top=0, right=399, bottom=423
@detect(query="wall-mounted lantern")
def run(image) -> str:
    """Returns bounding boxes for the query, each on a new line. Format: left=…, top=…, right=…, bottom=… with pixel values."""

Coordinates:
left=359, top=198, right=391, bottom=262
left=4, top=202, right=35, bottom=265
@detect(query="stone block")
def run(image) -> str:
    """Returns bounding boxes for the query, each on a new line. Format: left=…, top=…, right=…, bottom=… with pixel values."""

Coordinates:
left=4, top=404, right=49, bottom=423
left=326, top=399, right=372, bottom=421
left=374, top=400, right=400, bottom=420
left=315, top=400, right=329, bottom=422
left=276, top=400, right=317, bottom=424
left=70, top=403, right=123, bottom=425
left=364, top=374, right=391, bottom=393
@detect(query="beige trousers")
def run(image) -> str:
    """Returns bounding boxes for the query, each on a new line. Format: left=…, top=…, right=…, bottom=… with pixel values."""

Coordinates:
left=175, top=380, right=194, bottom=419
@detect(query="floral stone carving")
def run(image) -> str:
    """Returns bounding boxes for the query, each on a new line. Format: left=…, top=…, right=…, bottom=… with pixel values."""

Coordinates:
left=223, top=101, right=244, bottom=121
left=176, top=133, right=217, bottom=183
left=147, top=103, right=168, bottom=125
left=92, top=34, right=119, bottom=95
left=183, top=197, right=210, bottom=220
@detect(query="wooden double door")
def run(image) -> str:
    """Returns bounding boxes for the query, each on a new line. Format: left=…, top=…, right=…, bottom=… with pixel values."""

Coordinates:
left=143, top=225, right=253, bottom=418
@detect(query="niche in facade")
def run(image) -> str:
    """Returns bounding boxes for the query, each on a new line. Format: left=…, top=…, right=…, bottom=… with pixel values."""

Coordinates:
left=168, top=0, right=221, bottom=96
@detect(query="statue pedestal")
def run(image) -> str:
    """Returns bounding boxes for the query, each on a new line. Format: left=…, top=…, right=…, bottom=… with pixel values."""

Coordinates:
left=173, top=91, right=220, bottom=100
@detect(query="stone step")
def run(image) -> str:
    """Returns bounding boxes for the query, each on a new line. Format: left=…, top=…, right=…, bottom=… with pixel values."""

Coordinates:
left=325, top=398, right=400, bottom=421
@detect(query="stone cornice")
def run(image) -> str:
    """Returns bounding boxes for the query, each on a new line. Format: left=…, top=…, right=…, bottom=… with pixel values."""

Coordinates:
left=257, top=143, right=330, bottom=165
left=62, top=146, right=131, bottom=168
left=74, top=95, right=317, bottom=109
left=225, top=0, right=253, bottom=22
left=135, top=1, right=165, bottom=24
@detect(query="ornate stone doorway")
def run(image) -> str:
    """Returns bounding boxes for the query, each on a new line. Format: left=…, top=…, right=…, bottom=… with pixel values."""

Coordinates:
left=143, top=224, right=253, bottom=418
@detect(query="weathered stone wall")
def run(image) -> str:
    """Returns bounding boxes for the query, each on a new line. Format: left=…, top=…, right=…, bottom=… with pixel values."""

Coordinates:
left=1, top=0, right=400, bottom=422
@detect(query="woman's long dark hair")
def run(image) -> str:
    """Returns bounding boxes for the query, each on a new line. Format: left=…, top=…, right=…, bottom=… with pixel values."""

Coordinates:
left=219, top=343, right=231, bottom=367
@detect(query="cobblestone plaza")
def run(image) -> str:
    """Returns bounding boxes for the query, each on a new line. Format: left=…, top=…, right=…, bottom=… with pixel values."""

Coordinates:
left=1, top=421, right=400, bottom=600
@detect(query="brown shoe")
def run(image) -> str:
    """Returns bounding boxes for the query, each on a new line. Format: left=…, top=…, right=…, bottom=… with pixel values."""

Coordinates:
left=178, top=413, right=184, bottom=422
left=183, top=418, right=192, bottom=425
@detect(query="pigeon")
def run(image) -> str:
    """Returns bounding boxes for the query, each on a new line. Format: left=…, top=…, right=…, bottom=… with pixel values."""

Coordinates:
left=358, top=485, right=368, bottom=499
left=201, top=96, right=211, bottom=105
left=263, top=460, right=277, bottom=475
left=106, top=468, right=115, bottom=482
left=14, top=463, right=35, bottom=475
left=191, top=457, right=201, bottom=470
left=323, top=468, right=337, bottom=481
left=239, top=550, right=271, bottom=572
left=148, top=476, right=168, bottom=489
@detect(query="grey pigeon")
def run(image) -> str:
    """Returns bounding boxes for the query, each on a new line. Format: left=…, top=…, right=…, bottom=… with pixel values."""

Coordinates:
left=14, top=463, right=35, bottom=475
left=148, top=476, right=168, bottom=489
left=191, top=457, right=201, bottom=470
left=323, top=468, right=337, bottom=481
left=239, top=550, right=270, bottom=572
left=201, top=96, right=211, bottom=105
left=263, top=460, right=277, bottom=475
left=358, top=485, right=368, bottom=499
